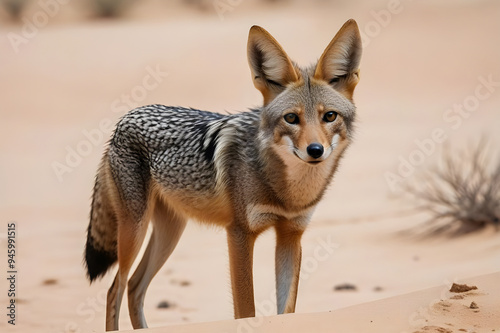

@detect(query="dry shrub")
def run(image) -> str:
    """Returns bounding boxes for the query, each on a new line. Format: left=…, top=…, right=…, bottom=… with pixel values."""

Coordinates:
left=407, top=140, right=500, bottom=235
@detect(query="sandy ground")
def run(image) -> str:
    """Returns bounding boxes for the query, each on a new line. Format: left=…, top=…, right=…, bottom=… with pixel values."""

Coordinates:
left=121, top=272, right=500, bottom=333
left=0, top=0, right=499, bottom=332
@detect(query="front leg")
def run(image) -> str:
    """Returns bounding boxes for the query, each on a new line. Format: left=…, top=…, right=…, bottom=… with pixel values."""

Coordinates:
left=275, top=222, right=303, bottom=314
left=226, top=225, right=257, bottom=318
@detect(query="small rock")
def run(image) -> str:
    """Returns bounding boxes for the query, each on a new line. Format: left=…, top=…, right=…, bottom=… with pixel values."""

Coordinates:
left=157, top=300, right=173, bottom=309
left=470, top=301, right=479, bottom=309
left=42, top=279, right=58, bottom=286
left=413, top=326, right=452, bottom=333
left=334, top=283, right=357, bottom=291
left=180, top=280, right=191, bottom=287
left=449, top=283, right=477, bottom=293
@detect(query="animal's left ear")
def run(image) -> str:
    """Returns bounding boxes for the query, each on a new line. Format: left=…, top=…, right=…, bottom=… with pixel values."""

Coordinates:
left=314, top=19, right=362, bottom=100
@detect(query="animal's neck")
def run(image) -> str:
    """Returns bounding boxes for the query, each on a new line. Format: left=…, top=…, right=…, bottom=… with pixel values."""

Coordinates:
left=281, top=153, right=336, bottom=209
left=256, top=143, right=335, bottom=211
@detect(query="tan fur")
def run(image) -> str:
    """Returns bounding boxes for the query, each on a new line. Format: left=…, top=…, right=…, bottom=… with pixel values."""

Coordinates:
left=104, top=171, right=155, bottom=330
left=155, top=186, right=233, bottom=228
left=275, top=222, right=303, bottom=314
left=127, top=198, right=186, bottom=328
left=273, top=139, right=339, bottom=207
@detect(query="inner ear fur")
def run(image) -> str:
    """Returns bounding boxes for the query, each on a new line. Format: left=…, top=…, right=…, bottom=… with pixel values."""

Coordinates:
left=247, top=25, right=299, bottom=105
left=314, top=19, right=362, bottom=100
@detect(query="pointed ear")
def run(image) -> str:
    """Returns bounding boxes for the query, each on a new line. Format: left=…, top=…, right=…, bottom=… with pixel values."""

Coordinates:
left=314, top=19, right=362, bottom=100
left=247, top=25, right=299, bottom=105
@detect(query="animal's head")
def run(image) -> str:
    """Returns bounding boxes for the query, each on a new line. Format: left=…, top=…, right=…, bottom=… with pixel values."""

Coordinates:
left=248, top=20, right=361, bottom=166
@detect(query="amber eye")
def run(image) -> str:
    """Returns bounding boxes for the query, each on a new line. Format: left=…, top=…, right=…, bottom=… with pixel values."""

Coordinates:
left=323, top=111, right=338, bottom=123
left=284, top=113, right=299, bottom=124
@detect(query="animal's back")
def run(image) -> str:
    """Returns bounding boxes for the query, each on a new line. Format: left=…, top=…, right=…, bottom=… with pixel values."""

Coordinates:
left=111, top=105, right=225, bottom=192
left=110, top=104, right=261, bottom=192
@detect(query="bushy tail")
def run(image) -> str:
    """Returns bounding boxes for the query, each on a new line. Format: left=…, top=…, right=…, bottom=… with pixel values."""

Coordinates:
left=84, top=159, right=118, bottom=282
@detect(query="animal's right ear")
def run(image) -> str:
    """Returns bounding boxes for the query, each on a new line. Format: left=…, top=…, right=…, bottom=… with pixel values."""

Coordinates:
left=247, top=26, right=299, bottom=106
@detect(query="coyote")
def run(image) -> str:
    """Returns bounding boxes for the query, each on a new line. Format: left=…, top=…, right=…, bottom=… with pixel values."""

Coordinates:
left=85, top=20, right=362, bottom=330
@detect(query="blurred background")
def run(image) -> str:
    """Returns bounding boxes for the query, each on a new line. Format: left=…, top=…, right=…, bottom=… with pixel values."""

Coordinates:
left=0, top=0, right=499, bottom=332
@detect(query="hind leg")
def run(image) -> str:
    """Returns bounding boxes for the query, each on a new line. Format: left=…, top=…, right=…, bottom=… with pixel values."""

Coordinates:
left=106, top=214, right=150, bottom=331
left=127, top=199, right=187, bottom=329
left=105, top=150, right=153, bottom=331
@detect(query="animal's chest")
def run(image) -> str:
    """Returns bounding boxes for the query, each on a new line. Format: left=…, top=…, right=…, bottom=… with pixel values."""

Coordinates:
left=283, top=159, right=335, bottom=208
left=245, top=203, right=315, bottom=232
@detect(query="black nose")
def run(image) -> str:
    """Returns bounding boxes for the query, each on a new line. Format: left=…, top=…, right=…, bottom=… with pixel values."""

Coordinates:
left=307, top=143, right=324, bottom=159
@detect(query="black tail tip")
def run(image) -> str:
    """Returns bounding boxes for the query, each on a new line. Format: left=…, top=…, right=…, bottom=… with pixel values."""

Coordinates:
left=84, top=240, right=117, bottom=283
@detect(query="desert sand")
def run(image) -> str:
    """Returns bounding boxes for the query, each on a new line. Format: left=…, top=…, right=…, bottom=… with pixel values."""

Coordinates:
left=121, top=272, right=500, bottom=333
left=0, top=0, right=499, bottom=332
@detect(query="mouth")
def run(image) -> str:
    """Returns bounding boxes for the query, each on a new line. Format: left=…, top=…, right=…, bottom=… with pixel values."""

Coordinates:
left=293, top=151, right=323, bottom=165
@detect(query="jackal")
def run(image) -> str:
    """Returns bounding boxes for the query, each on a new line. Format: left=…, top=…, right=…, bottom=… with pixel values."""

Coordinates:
left=84, top=19, right=362, bottom=330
